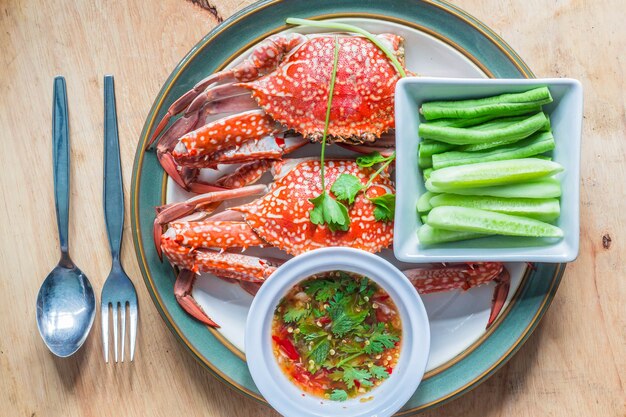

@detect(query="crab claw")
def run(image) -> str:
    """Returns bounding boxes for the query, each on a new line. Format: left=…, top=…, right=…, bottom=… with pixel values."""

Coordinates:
left=148, top=32, right=307, bottom=147
left=486, top=268, right=511, bottom=329
left=174, top=269, right=220, bottom=327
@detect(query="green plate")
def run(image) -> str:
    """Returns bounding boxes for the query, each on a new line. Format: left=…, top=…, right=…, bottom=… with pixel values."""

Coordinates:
left=131, top=0, right=565, bottom=413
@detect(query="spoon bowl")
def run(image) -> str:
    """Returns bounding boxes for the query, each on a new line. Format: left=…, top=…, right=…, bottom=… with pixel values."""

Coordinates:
left=37, top=260, right=96, bottom=357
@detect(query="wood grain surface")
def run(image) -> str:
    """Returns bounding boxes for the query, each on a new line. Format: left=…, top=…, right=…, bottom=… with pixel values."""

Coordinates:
left=0, top=0, right=624, bottom=416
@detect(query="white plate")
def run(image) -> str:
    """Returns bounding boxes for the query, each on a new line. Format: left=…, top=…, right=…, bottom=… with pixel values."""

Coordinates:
left=165, top=18, right=525, bottom=372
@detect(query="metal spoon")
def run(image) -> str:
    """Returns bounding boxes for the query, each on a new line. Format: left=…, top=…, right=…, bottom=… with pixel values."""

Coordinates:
left=36, top=76, right=96, bottom=357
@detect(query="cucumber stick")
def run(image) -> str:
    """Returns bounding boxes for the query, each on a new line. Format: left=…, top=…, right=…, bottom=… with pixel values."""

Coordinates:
left=425, top=178, right=561, bottom=198
left=420, top=87, right=553, bottom=120
left=418, top=154, right=432, bottom=169
left=418, top=112, right=549, bottom=145
left=429, top=194, right=560, bottom=221
left=419, top=140, right=457, bottom=158
left=427, top=206, right=563, bottom=237
left=432, top=132, right=555, bottom=169
left=429, top=158, right=563, bottom=190
left=418, top=224, right=489, bottom=244
left=417, top=191, right=437, bottom=213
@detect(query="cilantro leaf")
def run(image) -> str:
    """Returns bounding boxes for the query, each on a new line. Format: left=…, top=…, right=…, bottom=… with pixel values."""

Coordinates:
left=344, top=279, right=358, bottom=294
left=299, top=324, right=326, bottom=342
left=368, top=193, right=396, bottom=222
left=309, top=192, right=350, bottom=232
left=356, top=151, right=391, bottom=167
left=283, top=306, right=308, bottom=323
left=359, top=277, right=369, bottom=293
left=342, top=367, right=372, bottom=389
left=309, top=339, right=330, bottom=365
left=364, top=329, right=399, bottom=354
left=331, top=174, right=364, bottom=204
left=304, top=279, right=339, bottom=302
left=308, top=193, right=326, bottom=225
left=370, top=365, right=390, bottom=380
left=330, top=299, right=368, bottom=337
left=329, top=389, right=348, bottom=401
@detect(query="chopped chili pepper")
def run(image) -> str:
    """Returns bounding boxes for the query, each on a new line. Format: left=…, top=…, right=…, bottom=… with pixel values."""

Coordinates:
left=272, top=335, right=300, bottom=361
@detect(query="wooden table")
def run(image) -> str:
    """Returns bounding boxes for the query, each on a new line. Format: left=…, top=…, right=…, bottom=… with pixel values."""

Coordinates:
left=1, top=0, right=624, bottom=415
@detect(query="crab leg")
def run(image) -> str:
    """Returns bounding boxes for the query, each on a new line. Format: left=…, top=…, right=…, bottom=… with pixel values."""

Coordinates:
left=186, top=135, right=308, bottom=169
left=487, top=268, right=510, bottom=328
left=174, top=269, right=220, bottom=327
left=172, top=249, right=281, bottom=327
left=172, top=110, right=279, bottom=162
left=149, top=33, right=308, bottom=144
left=404, top=262, right=509, bottom=329
left=154, top=184, right=268, bottom=258
left=152, top=92, right=258, bottom=154
left=164, top=221, right=266, bottom=252
left=214, top=160, right=275, bottom=189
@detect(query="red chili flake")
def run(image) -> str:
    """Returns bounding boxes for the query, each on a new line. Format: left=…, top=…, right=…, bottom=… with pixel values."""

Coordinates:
left=386, top=367, right=393, bottom=375
left=319, top=316, right=331, bottom=325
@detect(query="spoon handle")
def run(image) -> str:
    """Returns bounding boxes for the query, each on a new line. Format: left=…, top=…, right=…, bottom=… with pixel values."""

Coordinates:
left=103, top=76, right=124, bottom=261
left=52, top=76, right=70, bottom=255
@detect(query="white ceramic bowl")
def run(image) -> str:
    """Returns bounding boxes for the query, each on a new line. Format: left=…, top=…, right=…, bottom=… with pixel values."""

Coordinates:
left=394, top=77, right=583, bottom=263
left=245, top=247, right=430, bottom=417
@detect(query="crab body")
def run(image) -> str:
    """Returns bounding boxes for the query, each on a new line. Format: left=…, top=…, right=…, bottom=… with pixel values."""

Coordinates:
left=147, top=32, right=405, bottom=191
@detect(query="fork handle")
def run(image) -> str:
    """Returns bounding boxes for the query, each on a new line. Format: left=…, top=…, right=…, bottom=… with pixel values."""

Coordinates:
left=103, top=76, right=124, bottom=261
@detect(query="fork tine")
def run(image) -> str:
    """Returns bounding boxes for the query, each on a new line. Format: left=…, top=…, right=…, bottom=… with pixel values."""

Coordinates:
left=112, top=302, right=119, bottom=363
left=120, top=301, right=127, bottom=362
left=129, top=300, right=138, bottom=362
left=101, top=302, right=110, bottom=363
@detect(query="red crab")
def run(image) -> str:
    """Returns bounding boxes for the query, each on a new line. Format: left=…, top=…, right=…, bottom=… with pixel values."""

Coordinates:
left=154, top=158, right=510, bottom=329
left=146, top=32, right=406, bottom=192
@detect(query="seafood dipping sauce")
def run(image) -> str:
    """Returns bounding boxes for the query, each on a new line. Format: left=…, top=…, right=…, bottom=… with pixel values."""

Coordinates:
left=271, top=271, right=402, bottom=401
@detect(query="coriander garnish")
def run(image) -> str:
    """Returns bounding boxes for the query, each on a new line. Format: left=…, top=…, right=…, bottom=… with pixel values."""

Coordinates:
left=272, top=271, right=401, bottom=401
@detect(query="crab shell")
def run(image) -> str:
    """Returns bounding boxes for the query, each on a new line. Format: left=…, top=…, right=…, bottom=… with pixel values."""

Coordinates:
left=240, top=34, right=404, bottom=144
left=231, top=158, right=395, bottom=255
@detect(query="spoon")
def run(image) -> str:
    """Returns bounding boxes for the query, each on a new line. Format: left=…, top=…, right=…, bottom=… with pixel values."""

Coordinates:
left=36, top=76, right=96, bottom=357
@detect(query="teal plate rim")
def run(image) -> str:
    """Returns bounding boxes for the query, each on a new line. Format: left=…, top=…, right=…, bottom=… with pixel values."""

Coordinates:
left=131, top=0, right=566, bottom=414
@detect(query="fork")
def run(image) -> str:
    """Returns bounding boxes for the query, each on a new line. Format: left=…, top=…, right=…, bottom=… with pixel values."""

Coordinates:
left=101, top=75, right=138, bottom=362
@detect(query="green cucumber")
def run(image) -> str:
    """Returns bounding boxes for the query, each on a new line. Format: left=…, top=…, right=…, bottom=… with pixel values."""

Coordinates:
left=427, top=206, right=564, bottom=238
left=419, top=140, right=457, bottom=158
left=420, top=87, right=553, bottom=120
left=425, top=177, right=561, bottom=198
left=418, top=224, right=489, bottom=244
left=429, top=158, right=563, bottom=190
left=417, top=191, right=437, bottom=213
left=428, top=113, right=505, bottom=128
left=418, top=154, right=432, bottom=169
left=429, top=194, right=560, bottom=221
left=432, top=131, right=555, bottom=169
left=418, top=112, right=548, bottom=145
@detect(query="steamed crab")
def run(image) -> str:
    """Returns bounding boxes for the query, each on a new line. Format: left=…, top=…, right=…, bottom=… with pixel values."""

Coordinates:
left=146, top=32, right=405, bottom=192
left=154, top=158, right=510, bottom=329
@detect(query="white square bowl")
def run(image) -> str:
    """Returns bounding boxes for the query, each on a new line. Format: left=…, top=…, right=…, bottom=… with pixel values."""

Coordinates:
left=393, top=77, right=583, bottom=263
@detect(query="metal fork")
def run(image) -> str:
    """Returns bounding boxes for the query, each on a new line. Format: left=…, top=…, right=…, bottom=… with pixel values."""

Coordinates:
left=101, top=75, right=138, bottom=362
